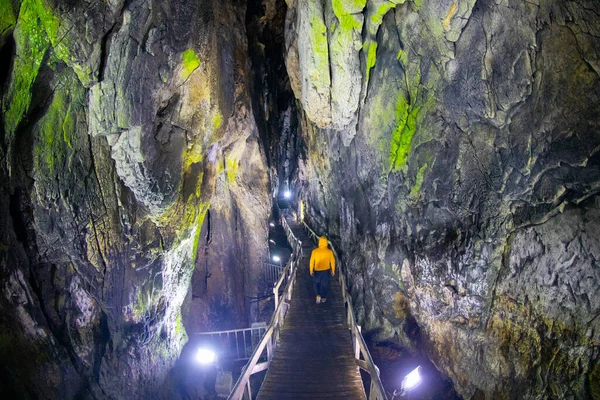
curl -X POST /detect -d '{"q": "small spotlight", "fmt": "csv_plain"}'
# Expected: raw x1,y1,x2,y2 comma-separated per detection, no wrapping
269,239,276,244
272,255,281,263
284,191,291,199
401,366,422,392
269,222,275,227
196,348,216,365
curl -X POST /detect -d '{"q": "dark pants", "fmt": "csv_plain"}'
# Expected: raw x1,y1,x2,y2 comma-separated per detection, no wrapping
313,270,330,298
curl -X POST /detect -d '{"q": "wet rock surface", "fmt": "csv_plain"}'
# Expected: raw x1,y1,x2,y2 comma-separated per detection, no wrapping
285,0,600,398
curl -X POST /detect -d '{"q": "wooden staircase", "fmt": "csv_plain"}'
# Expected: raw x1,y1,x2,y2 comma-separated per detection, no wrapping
256,218,366,399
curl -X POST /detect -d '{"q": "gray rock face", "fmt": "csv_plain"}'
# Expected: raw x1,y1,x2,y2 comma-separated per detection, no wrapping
296,0,333,127
286,0,600,398
0,0,270,398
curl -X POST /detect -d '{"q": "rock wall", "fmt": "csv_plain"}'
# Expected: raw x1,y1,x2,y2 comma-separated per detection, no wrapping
0,0,270,398
285,0,600,398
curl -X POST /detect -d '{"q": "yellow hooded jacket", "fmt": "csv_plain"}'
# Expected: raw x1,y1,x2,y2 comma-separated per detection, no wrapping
310,236,336,275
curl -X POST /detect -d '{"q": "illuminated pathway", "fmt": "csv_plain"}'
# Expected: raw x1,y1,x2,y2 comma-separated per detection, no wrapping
256,217,367,400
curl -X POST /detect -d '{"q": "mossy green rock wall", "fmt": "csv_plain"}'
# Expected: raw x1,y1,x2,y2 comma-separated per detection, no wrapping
286,0,600,398
0,0,270,398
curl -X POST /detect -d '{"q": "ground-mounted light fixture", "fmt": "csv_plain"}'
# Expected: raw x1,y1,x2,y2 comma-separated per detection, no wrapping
272,255,281,263
195,348,217,365
393,366,422,398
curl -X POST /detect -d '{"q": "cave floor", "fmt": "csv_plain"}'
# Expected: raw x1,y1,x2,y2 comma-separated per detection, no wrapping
256,216,367,399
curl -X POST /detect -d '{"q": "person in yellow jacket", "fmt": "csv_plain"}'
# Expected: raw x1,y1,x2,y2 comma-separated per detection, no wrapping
309,236,336,304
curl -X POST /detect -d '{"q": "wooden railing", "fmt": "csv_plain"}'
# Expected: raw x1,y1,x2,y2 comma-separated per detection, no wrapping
228,210,302,400
302,220,388,400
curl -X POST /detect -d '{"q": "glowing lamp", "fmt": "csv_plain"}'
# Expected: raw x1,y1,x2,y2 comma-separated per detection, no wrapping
196,348,216,365
284,191,291,199
401,366,422,392
269,239,276,244
269,222,275,227
272,255,281,263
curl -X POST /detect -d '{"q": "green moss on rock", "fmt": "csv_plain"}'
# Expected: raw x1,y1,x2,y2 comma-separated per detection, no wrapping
181,49,200,79
34,74,84,174
0,0,16,35
3,0,51,138
3,0,88,137
338,13,362,31
408,163,427,203
211,111,223,130
389,94,420,172
310,16,329,58
370,2,396,27
226,157,239,184
332,0,366,18
365,40,378,85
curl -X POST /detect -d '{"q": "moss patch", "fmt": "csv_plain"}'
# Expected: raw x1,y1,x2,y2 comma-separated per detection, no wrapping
3,0,88,136
226,157,239,184
175,313,186,336
332,0,367,18
337,13,362,31
211,111,223,130
33,72,83,175
389,94,420,172
181,49,200,80
388,50,436,172
310,16,328,56
0,0,16,35
370,2,396,27
408,163,427,203
364,40,378,86
308,14,330,91
3,0,51,138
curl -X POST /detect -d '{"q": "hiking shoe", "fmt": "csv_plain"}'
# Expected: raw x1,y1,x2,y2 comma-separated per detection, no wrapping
321,298,327,303
316,295,321,304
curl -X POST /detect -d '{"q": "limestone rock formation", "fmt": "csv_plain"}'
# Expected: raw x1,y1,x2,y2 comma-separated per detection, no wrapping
286,0,600,398
0,0,270,398
1,0,599,398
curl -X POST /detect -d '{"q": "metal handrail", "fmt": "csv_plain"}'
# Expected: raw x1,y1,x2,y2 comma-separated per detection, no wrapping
228,210,302,400
302,220,388,400
195,325,267,361
263,261,284,285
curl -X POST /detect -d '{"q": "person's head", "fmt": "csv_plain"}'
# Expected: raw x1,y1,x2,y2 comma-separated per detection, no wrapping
318,236,328,248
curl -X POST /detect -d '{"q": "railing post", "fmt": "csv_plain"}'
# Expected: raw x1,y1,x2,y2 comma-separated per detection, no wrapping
273,286,278,310
266,336,273,362
355,325,361,360
369,381,376,400
245,380,252,400
348,304,352,327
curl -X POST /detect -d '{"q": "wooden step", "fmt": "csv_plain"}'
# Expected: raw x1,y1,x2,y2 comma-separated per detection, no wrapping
256,218,366,400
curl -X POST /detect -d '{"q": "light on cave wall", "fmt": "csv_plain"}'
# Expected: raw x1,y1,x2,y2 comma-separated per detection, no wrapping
402,366,422,391
272,255,281,263
283,190,291,199
196,348,217,365
393,366,423,398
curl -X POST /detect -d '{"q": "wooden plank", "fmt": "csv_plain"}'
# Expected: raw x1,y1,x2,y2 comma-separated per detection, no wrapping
256,218,366,400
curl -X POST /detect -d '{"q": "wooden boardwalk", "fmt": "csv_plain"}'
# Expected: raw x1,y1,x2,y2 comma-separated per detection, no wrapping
256,217,367,400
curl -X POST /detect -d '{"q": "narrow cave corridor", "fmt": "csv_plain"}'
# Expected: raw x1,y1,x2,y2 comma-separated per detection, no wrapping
0,0,599,399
